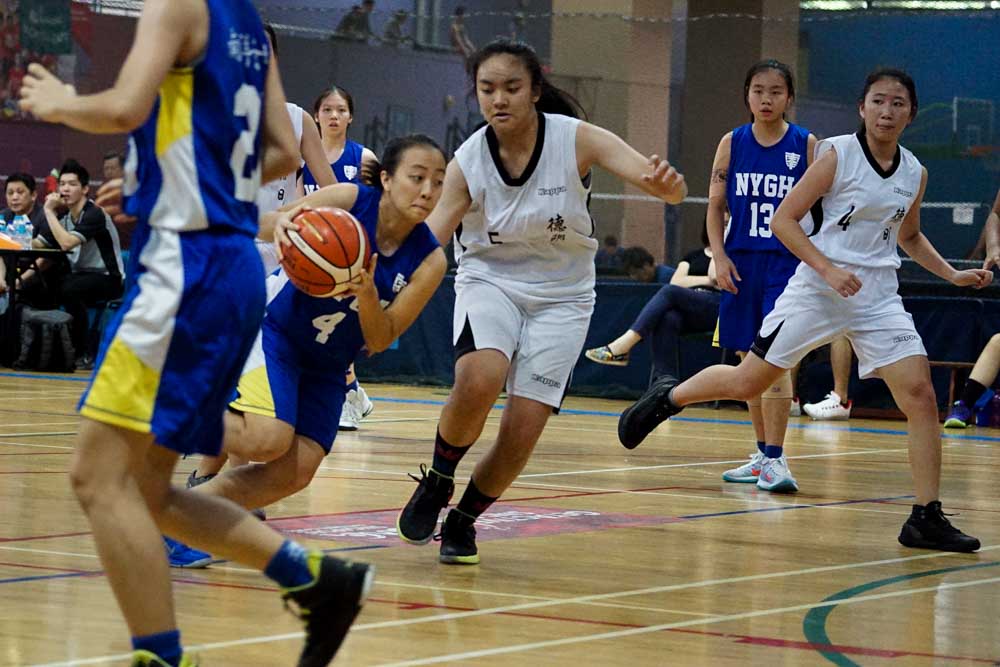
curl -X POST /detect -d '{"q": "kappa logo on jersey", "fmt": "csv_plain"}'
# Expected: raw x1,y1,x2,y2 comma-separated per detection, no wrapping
392,273,407,293
890,207,906,223
538,185,567,197
343,165,358,181
734,173,795,199
784,152,801,170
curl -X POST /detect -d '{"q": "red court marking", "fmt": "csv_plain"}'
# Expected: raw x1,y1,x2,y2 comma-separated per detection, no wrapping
0,530,92,543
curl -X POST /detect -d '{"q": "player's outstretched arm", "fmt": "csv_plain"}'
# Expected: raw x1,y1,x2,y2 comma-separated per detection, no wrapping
260,55,300,185
898,168,993,289
259,184,359,245
576,122,687,205
425,160,473,246
19,0,201,133
772,148,861,298
984,186,1000,271
347,248,448,353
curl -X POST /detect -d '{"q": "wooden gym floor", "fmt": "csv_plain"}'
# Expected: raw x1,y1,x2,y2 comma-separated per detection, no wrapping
1,370,998,666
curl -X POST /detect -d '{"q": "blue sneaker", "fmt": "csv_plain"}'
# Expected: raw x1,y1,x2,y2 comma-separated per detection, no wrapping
163,536,212,568
943,401,972,429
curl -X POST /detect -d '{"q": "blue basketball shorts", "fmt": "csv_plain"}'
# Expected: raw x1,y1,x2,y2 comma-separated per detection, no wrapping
229,321,347,454
718,249,799,352
79,227,265,456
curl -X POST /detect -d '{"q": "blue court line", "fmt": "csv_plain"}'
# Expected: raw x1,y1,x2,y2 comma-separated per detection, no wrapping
0,371,89,383
0,571,96,585
802,560,1000,666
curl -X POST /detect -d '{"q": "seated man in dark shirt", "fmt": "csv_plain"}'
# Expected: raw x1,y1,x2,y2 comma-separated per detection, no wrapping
1,172,45,294
19,159,123,368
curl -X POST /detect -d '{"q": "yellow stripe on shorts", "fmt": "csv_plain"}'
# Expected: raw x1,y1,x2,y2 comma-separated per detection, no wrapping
712,318,721,348
229,365,277,418
80,337,158,432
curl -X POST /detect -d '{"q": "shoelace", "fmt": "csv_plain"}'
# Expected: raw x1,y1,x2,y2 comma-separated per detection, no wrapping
926,507,962,533
407,463,431,485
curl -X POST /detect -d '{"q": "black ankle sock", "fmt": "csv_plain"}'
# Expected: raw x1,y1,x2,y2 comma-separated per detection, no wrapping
431,429,469,478
959,379,987,408
455,477,498,520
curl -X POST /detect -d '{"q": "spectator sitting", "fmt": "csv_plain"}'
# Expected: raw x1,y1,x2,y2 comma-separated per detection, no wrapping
622,245,674,283
382,9,411,46
18,159,124,370
450,6,475,61
101,150,135,250
586,224,718,378
335,0,375,41
595,234,624,270
1,172,45,295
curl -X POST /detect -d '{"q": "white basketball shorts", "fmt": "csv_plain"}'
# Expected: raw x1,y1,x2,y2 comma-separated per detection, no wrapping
751,263,926,379
453,277,594,408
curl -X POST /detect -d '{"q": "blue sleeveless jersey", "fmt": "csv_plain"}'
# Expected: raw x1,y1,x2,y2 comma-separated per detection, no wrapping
724,123,809,254
263,184,439,371
302,140,365,193
122,0,267,236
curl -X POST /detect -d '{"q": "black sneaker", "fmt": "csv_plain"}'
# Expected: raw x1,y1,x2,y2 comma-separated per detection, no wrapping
898,501,980,552
617,374,681,450
283,551,375,667
437,510,479,565
186,470,217,488
396,464,454,544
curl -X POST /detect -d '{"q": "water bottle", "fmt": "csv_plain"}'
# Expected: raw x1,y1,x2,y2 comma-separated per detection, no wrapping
0,217,7,236
12,214,28,248
23,217,33,247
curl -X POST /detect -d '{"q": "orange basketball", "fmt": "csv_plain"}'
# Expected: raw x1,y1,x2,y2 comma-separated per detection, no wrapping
280,207,371,297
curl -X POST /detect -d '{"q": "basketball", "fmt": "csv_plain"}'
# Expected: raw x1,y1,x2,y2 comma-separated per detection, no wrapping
280,207,371,297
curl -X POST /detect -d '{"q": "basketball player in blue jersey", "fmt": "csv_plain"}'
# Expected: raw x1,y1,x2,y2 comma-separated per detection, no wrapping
301,85,380,432
20,1,373,665
705,60,817,493
160,135,447,539
619,69,991,552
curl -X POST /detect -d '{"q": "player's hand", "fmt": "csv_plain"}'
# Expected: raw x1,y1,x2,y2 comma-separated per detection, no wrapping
272,206,314,261
822,265,862,297
95,178,137,226
713,253,741,294
19,63,76,122
951,268,993,289
642,155,686,204
343,253,379,302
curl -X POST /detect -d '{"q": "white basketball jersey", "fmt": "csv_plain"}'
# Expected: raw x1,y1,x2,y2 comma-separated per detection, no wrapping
453,112,598,300
808,132,922,269
256,102,305,214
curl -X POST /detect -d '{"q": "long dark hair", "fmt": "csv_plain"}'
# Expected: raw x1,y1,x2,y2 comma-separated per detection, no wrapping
743,59,795,121
858,67,918,121
367,134,445,191
468,38,586,120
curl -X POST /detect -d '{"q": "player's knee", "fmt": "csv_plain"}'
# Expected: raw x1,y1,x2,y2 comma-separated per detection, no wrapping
292,456,321,493
239,428,294,463
988,333,1000,351
897,379,937,416
452,373,501,407
731,373,768,401
68,462,99,511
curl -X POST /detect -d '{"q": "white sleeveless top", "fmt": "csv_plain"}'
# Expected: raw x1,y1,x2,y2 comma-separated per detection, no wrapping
808,132,923,269
256,102,306,214
453,112,598,301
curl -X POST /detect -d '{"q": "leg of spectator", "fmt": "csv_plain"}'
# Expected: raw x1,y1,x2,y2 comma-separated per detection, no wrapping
59,273,121,357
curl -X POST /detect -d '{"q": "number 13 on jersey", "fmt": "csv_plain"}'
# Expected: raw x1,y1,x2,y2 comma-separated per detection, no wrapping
749,202,773,238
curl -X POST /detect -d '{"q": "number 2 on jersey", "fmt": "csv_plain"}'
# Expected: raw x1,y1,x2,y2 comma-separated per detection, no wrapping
231,84,262,203
749,202,773,238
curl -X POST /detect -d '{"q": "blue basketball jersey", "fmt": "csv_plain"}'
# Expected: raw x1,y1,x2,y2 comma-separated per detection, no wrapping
302,140,365,193
725,123,810,254
122,0,268,236
263,184,439,371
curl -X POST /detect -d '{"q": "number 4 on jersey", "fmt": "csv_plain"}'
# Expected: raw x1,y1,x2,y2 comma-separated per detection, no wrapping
836,204,856,231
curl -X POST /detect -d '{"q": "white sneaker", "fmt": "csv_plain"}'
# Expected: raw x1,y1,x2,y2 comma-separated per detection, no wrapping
351,383,374,418
339,397,361,431
756,455,798,493
722,451,765,483
803,392,852,421
789,398,802,417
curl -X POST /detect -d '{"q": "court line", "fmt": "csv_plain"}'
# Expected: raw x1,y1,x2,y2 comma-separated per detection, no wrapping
802,560,1000,666
379,574,1000,666
30,556,1000,667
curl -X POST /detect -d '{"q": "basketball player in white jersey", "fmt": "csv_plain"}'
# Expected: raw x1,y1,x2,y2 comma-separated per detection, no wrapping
618,68,991,552
396,38,686,565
